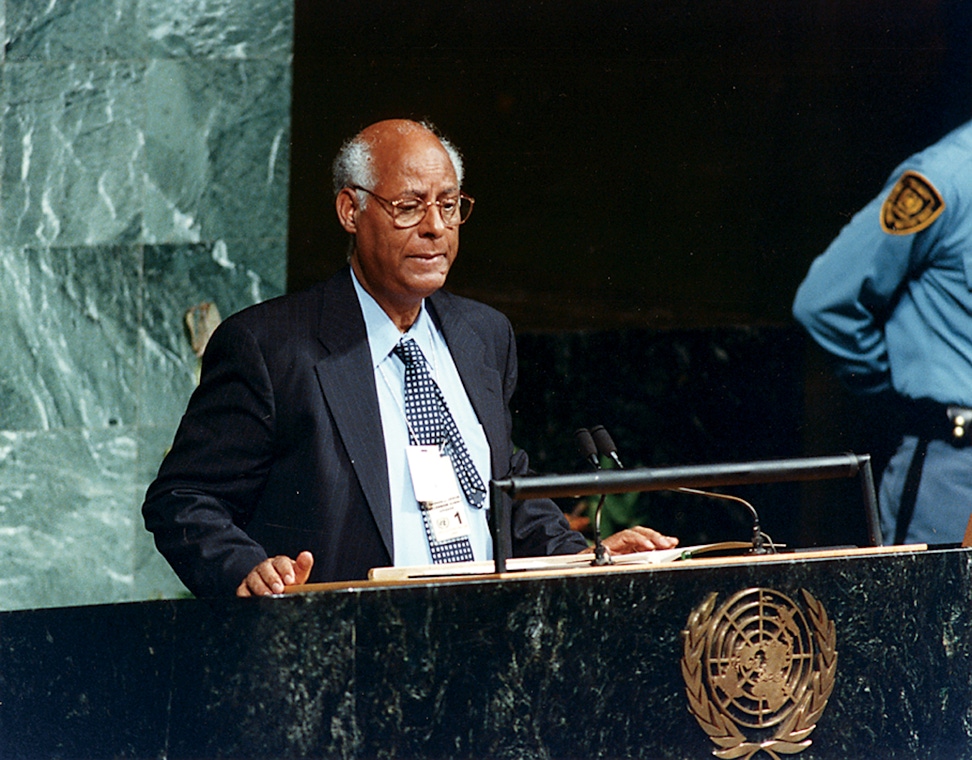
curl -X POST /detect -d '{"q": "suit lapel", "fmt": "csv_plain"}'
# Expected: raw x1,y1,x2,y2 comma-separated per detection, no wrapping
313,268,394,559
429,292,506,478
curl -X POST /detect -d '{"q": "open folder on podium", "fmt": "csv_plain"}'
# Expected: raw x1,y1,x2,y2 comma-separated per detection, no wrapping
368,541,756,581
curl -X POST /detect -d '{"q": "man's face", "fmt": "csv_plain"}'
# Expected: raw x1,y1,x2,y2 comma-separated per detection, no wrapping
345,125,460,320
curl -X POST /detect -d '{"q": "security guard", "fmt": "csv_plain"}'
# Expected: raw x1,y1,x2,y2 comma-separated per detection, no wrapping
793,119,972,545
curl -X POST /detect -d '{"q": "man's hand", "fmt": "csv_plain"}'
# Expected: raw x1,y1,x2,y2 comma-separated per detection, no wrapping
580,526,678,555
237,551,314,597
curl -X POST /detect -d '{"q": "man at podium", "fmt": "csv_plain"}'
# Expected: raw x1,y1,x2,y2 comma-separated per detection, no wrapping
142,119,677,598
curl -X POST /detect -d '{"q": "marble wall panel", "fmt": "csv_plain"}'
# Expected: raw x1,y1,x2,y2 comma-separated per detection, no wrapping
5,0,294,63
139,239,285,428
5,0,141,62
0,0,293,610
0,245,141,431
1,61,146,248
0,58,291,249
141,59,292,244
0,427,138,610
143,0,295,60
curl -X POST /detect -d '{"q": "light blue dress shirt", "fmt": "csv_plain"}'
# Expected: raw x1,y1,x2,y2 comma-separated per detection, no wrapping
351,270,493,565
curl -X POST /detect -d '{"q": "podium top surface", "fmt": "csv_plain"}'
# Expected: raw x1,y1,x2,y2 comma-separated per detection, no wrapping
285,542,928,595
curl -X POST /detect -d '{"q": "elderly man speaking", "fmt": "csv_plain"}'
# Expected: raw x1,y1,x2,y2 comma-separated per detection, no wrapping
143,119,677,597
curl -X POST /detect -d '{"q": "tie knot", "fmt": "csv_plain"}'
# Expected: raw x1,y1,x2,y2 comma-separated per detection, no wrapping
393,337,424,368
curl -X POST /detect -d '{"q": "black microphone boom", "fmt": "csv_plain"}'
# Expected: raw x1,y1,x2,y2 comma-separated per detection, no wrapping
490,452,879,572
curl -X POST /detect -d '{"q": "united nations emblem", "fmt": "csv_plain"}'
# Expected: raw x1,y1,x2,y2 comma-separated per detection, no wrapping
681,588,836,759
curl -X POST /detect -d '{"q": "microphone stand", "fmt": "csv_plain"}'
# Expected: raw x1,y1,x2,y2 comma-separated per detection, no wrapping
590,425,772,557
574,428,613,566
591,493,612,566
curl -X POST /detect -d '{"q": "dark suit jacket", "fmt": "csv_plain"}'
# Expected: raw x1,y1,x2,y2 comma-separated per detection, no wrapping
143,267,586,597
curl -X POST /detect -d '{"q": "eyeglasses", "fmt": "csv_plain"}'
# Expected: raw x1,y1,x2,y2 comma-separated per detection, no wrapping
349,185,475,228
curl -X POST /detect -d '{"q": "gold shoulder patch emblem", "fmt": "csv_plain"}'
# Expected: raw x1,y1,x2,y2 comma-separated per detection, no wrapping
880,170,945,235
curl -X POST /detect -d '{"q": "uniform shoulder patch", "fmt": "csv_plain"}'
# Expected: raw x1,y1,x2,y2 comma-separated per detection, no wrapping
880,170,945,235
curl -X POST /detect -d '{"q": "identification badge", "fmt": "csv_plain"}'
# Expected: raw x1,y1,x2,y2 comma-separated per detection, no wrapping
425,502,470,542
406,445,470,543
406,445,462,504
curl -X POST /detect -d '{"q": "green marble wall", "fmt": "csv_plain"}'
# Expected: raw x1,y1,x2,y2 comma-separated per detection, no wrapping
0,1,292,609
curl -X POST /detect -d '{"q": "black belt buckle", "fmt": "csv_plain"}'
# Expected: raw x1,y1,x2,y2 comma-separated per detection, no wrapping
946,406,972,445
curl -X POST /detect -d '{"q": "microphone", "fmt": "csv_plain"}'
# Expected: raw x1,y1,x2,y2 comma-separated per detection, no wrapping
573,428,611,566
573,428,600,471
590,425,624,469
589,425,773,556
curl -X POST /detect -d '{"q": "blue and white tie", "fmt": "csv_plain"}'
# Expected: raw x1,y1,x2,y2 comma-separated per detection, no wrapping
394,337,485,562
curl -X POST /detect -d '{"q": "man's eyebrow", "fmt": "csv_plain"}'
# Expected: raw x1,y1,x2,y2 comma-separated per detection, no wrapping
398,184,460,198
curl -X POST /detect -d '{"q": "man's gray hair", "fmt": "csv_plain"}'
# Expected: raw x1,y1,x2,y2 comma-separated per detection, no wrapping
331,121,464,207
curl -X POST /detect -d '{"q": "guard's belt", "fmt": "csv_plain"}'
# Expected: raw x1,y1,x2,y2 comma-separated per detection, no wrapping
896,397,972,446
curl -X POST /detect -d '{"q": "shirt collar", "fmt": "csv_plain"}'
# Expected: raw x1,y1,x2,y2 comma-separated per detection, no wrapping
350,268,435,367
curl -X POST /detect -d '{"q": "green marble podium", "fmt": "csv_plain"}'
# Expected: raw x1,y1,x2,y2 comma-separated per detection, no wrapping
2,545,970,759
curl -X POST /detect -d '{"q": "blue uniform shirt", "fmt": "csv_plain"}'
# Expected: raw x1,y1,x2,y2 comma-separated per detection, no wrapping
793,119,972,406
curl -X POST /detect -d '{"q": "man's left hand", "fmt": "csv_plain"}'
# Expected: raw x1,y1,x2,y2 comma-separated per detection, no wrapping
580,526,679,555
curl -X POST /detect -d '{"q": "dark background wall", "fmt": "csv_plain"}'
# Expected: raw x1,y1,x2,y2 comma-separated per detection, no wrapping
287,1,972,548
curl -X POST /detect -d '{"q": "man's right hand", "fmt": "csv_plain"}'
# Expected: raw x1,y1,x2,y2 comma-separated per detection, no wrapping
237,551,314,597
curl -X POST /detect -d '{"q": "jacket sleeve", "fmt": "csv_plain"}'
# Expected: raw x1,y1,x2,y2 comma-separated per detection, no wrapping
141,317,275,597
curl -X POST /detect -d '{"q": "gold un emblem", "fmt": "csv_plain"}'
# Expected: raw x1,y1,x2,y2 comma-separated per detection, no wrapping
681,588,837,759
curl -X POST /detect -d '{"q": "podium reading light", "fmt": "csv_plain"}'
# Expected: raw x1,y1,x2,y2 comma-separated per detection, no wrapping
489,453,878,574
589,425,775,558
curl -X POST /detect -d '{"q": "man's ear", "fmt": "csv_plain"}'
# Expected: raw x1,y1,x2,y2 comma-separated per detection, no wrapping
336,189,358,233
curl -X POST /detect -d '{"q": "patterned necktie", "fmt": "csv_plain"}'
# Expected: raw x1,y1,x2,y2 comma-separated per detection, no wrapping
393,337,485,563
